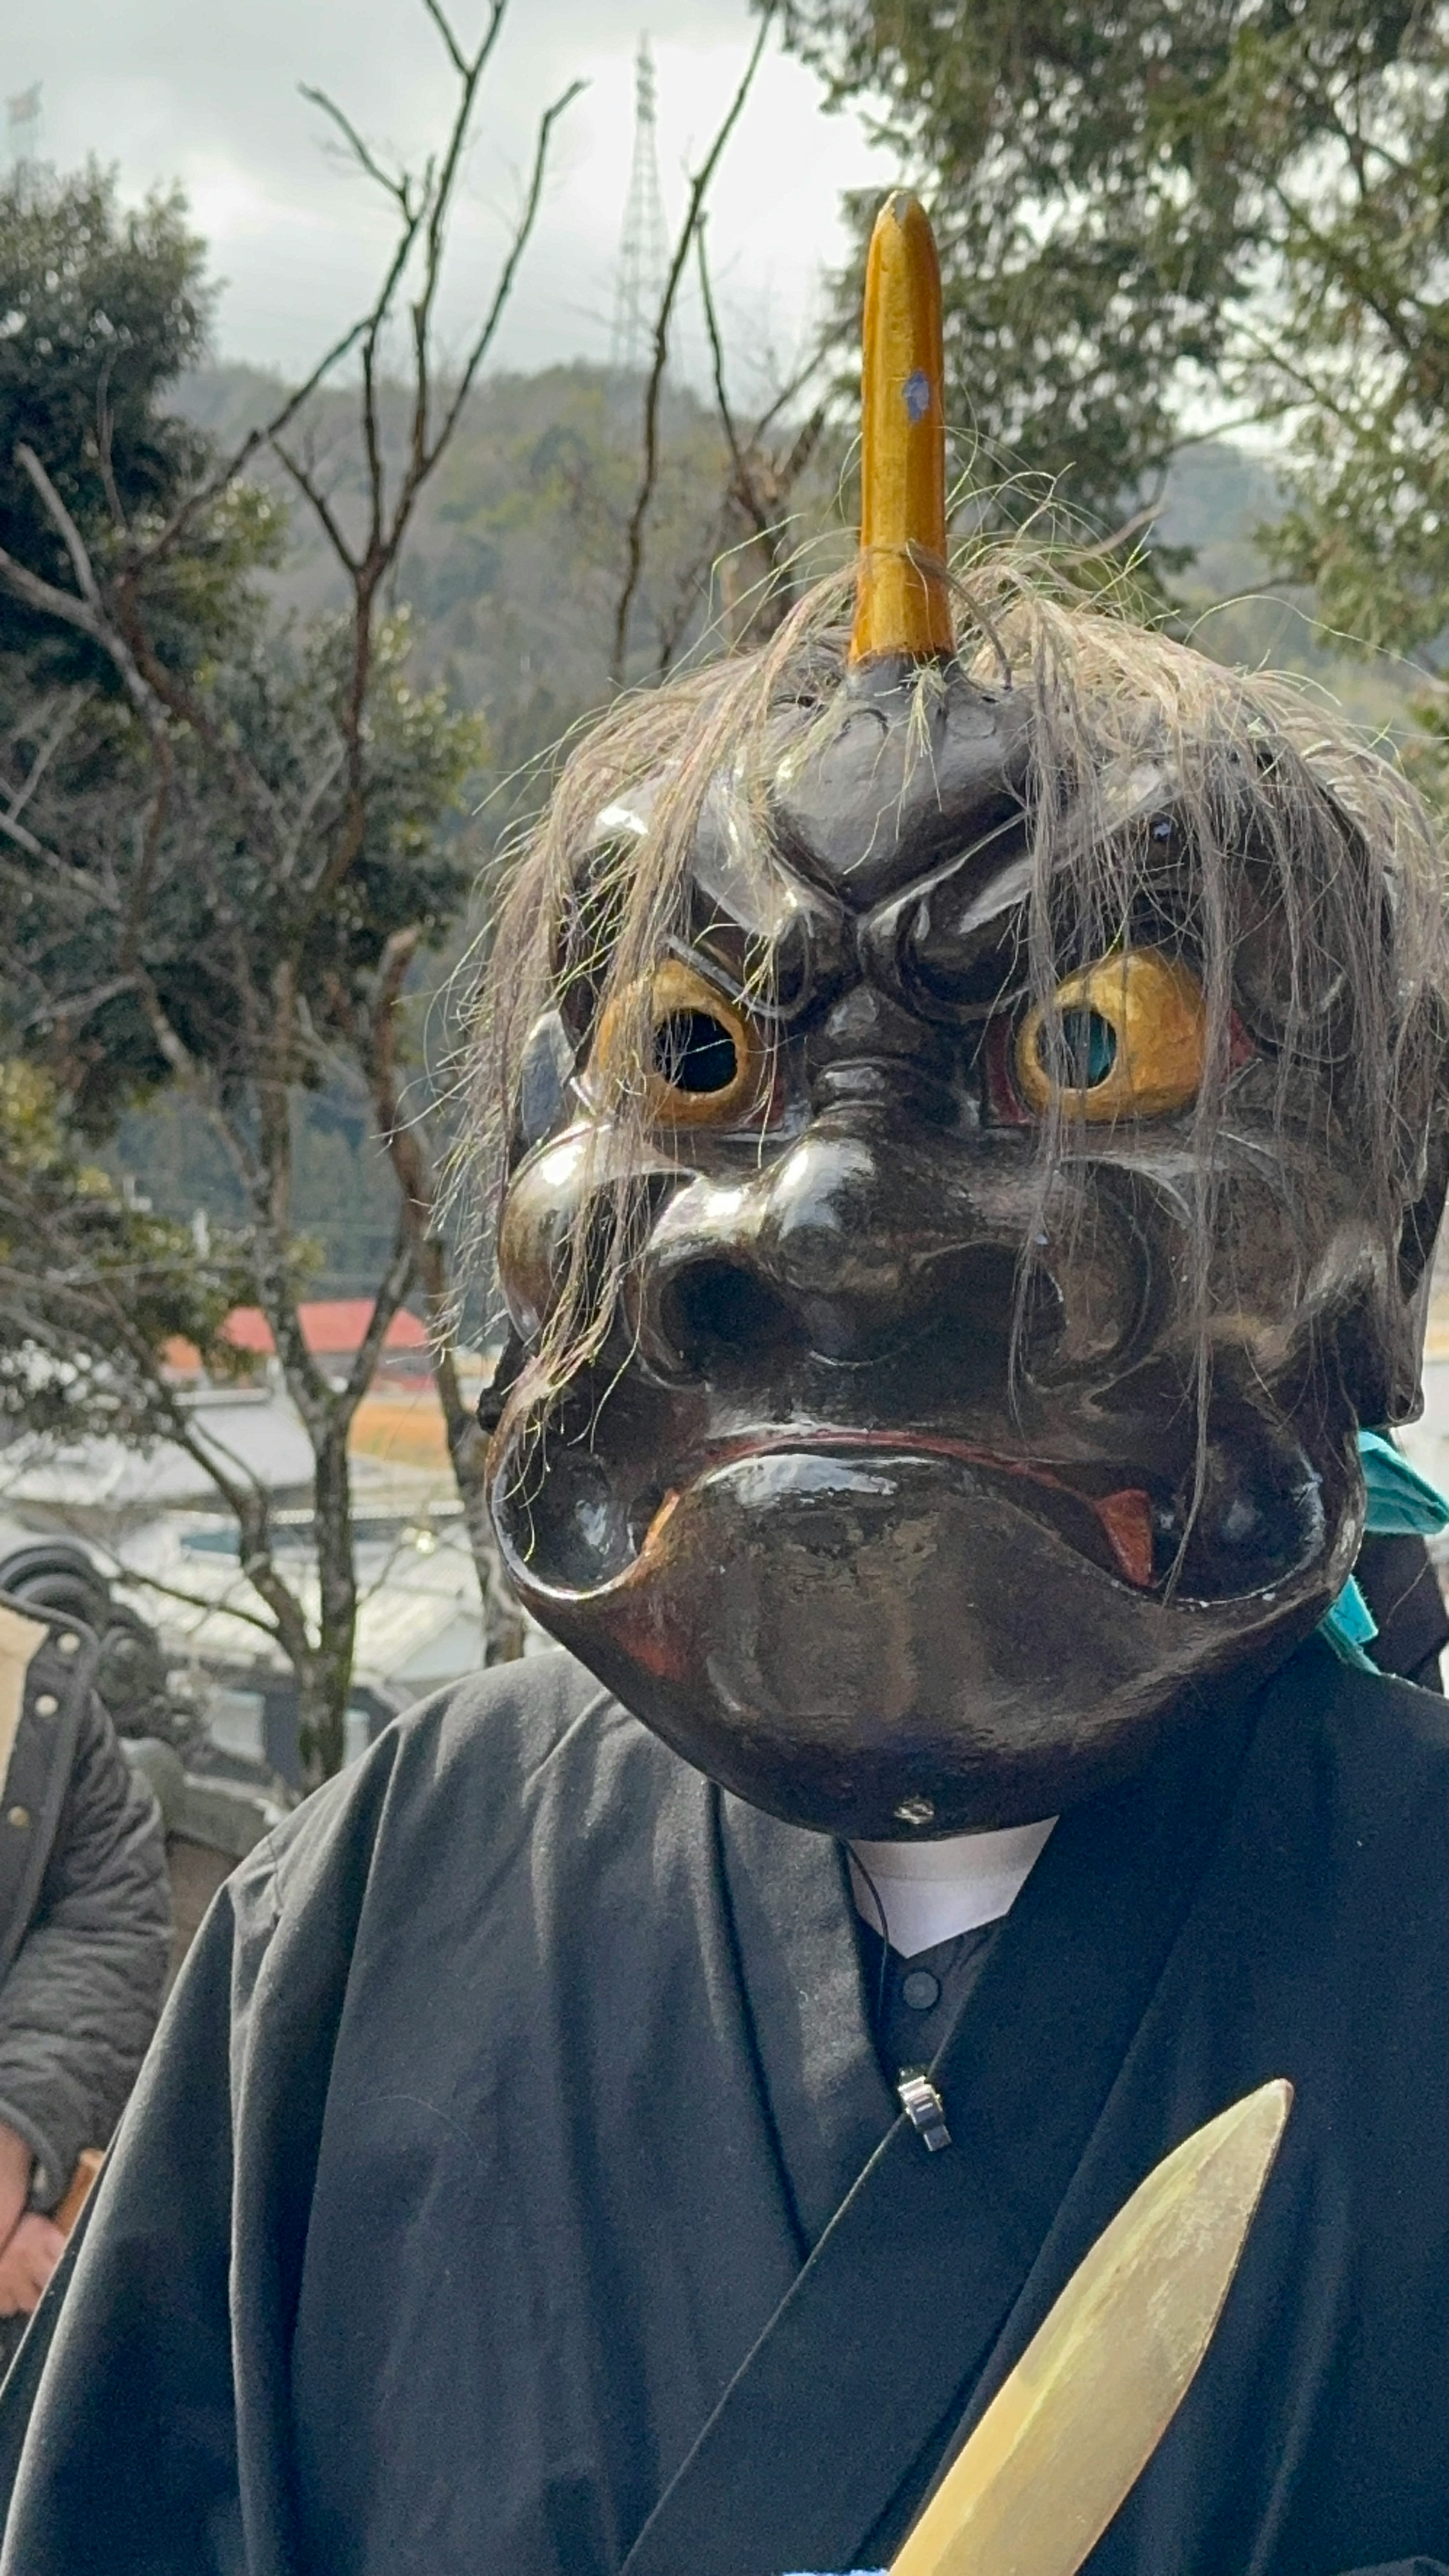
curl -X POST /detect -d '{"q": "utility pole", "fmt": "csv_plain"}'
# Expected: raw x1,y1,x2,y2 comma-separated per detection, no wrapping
610,37,668,378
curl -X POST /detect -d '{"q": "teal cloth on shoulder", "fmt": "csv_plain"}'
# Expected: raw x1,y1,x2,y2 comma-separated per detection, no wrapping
1317,1573,1381,1673
1316,1429,1449,1671
1356,1427,1449,1536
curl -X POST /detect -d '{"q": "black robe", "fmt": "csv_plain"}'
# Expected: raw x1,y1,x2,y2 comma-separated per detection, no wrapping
3,1637,1449,2576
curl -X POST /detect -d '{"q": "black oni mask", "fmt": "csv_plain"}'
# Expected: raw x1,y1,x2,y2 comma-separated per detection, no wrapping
481,202,1449,1838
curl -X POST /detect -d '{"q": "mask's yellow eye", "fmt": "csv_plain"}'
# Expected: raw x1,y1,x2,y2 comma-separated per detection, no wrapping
1015,949,1208,1123
594,958,765,1130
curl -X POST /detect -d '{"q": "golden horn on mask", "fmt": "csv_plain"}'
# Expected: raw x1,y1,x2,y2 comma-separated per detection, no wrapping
850,191,953,667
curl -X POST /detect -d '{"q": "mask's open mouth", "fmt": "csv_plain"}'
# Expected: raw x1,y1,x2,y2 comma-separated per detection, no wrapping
491,1407,1330,1609
697,1430,1160,1586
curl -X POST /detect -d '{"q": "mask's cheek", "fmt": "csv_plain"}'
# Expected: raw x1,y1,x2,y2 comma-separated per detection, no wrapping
1203,1189,1412,1433
496,1122,685,1342
488,1357,699,1595
1078,1154,1371,1589
1083,1144,1371,1383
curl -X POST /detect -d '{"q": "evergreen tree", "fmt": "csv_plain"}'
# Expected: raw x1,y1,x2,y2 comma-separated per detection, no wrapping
781,0,1449,638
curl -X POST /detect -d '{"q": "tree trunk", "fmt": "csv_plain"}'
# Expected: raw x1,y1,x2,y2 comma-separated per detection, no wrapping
448,1411,525,1664
301,1411,360,1782
365,965,526,1670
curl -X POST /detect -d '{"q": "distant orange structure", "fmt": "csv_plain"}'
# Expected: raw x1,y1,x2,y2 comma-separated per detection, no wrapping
346,1389,454,1472
158,1301,489,1476
225,1301,432,1384
164,1301,433,1391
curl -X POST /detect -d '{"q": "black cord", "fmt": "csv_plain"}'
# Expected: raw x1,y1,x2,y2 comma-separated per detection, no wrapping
848,1846,894,2039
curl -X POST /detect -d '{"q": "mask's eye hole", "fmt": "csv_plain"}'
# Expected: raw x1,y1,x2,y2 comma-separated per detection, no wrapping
1014,949,1208,1122
654,1009,738,1095
594,959,765,1130
1056,1007,1118,1090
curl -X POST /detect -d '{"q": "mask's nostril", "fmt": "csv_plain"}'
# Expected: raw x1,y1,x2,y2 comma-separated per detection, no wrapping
1015,1262,1068,1368
658,1260,798,1381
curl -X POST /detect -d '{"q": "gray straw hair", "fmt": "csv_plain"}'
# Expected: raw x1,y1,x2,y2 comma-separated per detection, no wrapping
459,542,1449,1439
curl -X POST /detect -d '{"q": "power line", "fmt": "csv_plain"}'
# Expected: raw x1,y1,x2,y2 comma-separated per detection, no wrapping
611,37,668,378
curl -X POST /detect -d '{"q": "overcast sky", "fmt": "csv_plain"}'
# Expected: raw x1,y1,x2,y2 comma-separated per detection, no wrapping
11,0,894,392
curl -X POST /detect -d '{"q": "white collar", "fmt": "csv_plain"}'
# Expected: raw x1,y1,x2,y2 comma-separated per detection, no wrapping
848,1818,1056,1959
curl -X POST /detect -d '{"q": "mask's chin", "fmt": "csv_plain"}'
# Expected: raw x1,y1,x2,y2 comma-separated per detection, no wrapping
490,1429,1360,1839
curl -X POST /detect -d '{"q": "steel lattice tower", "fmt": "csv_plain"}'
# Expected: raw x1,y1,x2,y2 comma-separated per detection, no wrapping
6,84,41,173
611,38,668,377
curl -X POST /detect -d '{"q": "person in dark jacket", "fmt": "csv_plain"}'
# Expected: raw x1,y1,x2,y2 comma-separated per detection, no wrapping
0,1593,169,2333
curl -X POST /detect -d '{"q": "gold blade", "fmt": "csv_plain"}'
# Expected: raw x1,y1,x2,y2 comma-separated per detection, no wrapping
890,2078,1292,2576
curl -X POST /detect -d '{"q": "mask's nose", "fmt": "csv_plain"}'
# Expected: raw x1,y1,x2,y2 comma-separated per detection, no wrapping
636,1132,1157,1392
755,1126,976,1359
636,1122,1028,1378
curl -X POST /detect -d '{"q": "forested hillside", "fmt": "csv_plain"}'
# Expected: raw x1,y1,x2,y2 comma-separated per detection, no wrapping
172,359,1426,743
169,359,848,805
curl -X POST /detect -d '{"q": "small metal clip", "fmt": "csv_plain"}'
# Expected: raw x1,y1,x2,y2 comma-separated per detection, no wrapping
897,2069,952,2152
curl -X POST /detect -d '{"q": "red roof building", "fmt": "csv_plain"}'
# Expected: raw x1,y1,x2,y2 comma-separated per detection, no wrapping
164,1303,433,1389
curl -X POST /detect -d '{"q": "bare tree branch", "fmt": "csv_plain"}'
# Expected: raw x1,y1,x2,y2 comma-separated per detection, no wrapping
2,0,553,1753
693,220,828,649
697,223,753,499
0,1249,306,1656
752,351,828,446
269,438,360,575
410,5,510,446
341,1217,417,1410
611,12,772,684
300,85,418,213
0,511,154,723
0,806,80,877
2,687,91,828
357,203,432,553
6,459,265,894
23,971,140,1025
418,0,481,80
697,228,827,520
120,746,175,980
142,312,371,577
15,444,104,611
101,1559,284,1642
278,737,348,881
424,78,587,473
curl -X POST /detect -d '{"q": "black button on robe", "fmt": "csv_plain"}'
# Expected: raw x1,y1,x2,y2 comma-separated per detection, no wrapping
3,1639,1449,2576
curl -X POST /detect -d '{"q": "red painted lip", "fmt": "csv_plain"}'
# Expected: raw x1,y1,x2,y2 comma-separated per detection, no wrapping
694,1427,1159,1589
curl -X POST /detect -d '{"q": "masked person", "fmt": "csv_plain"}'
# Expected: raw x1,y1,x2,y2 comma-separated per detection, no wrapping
9,196,1449,2576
